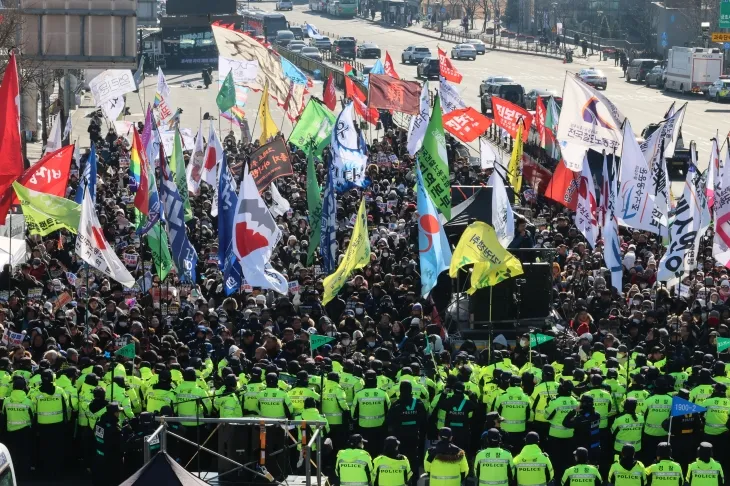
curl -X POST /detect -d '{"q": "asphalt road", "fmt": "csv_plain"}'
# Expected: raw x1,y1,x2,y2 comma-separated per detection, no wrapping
287,5,729,166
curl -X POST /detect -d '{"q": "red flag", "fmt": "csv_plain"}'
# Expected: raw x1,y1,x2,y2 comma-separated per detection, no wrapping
344,75,366,103
438,47,462,84
367,75,421,114
352,96,379,125
535,96,547,146
384,51,400,79
491,97,532,142
0,52,23,204
442,107,492,142
323,73,337,111
343,62,353,75
0,145,74,224
131,129,150,215
544,159,581,211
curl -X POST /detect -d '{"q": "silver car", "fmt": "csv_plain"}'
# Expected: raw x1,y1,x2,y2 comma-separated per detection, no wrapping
288,41,307,53
301,46,323,61
312,36,332,50
467,38,486,54
451,43,477,60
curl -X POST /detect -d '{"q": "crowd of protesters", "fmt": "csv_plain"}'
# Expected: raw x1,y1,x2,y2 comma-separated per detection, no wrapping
0,104,725,486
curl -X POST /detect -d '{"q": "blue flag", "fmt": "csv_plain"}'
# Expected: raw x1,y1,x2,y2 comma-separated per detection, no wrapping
159,172,198,283
281,58,309,85
75,144,97,204
217,159,238,269
370,59,385,75
320,161,337,274
670,396,707,417
416,165,452,297
222,252,243,295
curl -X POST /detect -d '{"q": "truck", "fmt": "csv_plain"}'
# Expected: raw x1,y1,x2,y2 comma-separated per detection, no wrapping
664,46,724,94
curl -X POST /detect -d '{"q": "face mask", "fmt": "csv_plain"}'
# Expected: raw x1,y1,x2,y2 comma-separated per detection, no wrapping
43,319,50,326
265,326,273,332
382,251,389,257
633,300,641,306
632,318,640,324
639,283,647,289
219,317,227,324
342,339,351,346
118,321,128,327
355,308,364,315
367,341,376,348
520,339,528,347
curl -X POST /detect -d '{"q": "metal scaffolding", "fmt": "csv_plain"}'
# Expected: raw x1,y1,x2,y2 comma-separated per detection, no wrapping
143,417,327,486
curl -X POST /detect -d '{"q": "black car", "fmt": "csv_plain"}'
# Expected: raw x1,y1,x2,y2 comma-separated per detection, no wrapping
357,42,381,59
480,82,525,114
332,38,356,59
417,58,440,80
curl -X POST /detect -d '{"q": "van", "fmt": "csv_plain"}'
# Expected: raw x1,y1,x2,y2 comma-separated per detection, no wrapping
626,59,658,82
275,30,295,47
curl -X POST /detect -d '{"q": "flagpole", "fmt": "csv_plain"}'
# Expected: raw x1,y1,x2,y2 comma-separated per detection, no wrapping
6,212,10,292
667,415,672,444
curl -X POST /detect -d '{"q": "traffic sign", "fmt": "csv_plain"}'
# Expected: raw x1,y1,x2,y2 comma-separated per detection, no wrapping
712,32,730,42
721,1,730,29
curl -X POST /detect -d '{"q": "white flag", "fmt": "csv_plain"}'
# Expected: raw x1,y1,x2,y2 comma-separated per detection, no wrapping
480,138,500,170
658,164,711,286
488,170,514,247
89,69,135,106
603,171,623,294
75,190,135,287
705,138,720,208
332,103,367,191
439,76,466,115
713,140,730,268
155,66,170,102
268,183,291,217
407,81,430,156
46,114,63,153
73,143,81,169
187,121,206,195
662,103,686,158
100,97,125,122
575,154,599,248
616,119,658,234
232,164,288,294
557,75,625,156
62,113,72,143
202,124,224,187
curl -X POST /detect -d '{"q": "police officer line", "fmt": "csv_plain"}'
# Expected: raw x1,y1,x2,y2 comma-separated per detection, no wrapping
144,416,328,486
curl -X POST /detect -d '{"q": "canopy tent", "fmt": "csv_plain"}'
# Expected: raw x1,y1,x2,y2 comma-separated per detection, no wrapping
0,236,26,268
120,452,208,486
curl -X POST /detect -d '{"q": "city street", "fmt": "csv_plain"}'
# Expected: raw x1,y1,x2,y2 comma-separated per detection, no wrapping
288,5,728,162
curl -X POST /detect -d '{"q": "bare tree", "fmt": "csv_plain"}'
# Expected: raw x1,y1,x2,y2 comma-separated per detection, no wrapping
460,0,480,30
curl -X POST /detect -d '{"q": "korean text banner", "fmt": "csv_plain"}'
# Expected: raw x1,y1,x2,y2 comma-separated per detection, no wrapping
367,75,421,115
491,97,532,142
442,107,492,142
88,70,136,106
248,138,294,193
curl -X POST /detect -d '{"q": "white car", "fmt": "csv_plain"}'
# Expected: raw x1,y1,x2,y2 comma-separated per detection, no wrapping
708,77,730,102
451,44,477,60
576,68,607,90
401,45,431,64
275,0,293,10
312,36,332,50
467,38,486,54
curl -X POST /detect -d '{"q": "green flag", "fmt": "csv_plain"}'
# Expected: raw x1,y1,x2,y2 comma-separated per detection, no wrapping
529,333,555,347
216,71,236,113
146,222,172,282
310,335,335,351
419,94,451,219
115,343,136,359
289,99,336,156
169,130,193,222
13,182,81,236
718,337,730,352
306,153,322,266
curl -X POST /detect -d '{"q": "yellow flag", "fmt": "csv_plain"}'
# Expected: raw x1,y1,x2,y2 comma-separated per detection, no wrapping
448,221,524,295
507,122,523,198
258,81,278,145
322,198,371,305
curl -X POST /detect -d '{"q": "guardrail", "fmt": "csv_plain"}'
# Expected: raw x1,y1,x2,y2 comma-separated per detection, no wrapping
436,26,565,58
274,44,365,91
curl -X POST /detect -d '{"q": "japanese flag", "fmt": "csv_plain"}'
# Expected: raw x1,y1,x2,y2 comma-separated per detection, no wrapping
75,190,135,287
202,124,224,187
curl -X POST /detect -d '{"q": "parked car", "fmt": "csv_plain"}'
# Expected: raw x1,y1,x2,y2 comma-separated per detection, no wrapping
708,77,730,102
275,30,296,47
451,44,477,60
644,65,665,88
479,75,514,96
626,58,659,82
275,0,293,10
480,82,525,114
524,88,559,110
402,45,431,64
576,68,607,90
312,36,332,50
467,38,487,54
357,42,381,59
416,58,440,79
288,41,308,53
289,26,304,40
332,38,356,58
301,46,323,61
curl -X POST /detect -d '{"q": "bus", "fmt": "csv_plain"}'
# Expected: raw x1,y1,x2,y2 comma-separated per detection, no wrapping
0,444,17,486
241,11,289,42
326,0,357,17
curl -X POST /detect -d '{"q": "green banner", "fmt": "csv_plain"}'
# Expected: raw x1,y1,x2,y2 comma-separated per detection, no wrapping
529,333,555,347
115,343,136,359
718,337,730,352
419,94,451,219
289,99,336,157
13,182,81,236
310,335,335,351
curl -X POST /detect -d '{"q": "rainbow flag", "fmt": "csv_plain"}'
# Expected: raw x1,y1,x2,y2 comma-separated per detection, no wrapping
220,83,248,127
131,129,149,215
